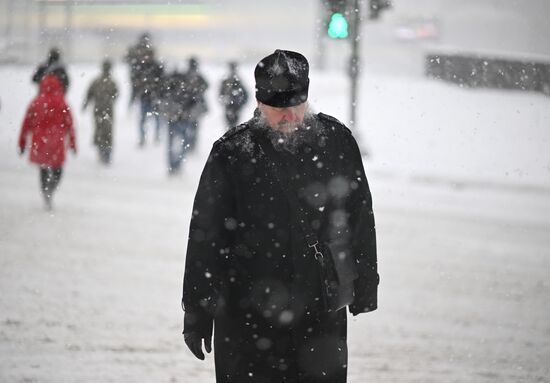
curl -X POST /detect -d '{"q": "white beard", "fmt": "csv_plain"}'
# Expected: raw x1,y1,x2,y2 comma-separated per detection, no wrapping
257,107,319,153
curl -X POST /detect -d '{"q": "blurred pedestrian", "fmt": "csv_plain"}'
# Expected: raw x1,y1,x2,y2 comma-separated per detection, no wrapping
125,32,154,103
161,68,195,175
181,49,378,382
83,59,119,165
133,56,164,147
125,33,163,146
32,47,70,93
182,57,208,152
219,61,248,130
19,74,76,210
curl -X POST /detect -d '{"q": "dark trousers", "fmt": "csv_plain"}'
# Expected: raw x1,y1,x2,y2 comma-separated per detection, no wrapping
167,120,192,174
139,98,161,145
94,111,113,165
213,308,348,383
97,145,112,165
40,166,63,204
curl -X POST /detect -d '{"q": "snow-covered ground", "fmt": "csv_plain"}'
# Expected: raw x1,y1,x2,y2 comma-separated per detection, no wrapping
1,63,549,382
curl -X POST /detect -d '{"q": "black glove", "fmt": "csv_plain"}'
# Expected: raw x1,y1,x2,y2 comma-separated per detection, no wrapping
183,309,213,360
184,331,212,360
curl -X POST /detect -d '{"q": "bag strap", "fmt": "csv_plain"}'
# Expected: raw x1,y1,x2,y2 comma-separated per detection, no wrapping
258,136,325,260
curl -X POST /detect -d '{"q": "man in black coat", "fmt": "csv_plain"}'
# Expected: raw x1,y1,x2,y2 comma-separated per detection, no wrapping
182,49,378,383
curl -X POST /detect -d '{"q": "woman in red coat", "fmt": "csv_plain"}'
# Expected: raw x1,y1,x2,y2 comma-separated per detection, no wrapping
19,74,77,210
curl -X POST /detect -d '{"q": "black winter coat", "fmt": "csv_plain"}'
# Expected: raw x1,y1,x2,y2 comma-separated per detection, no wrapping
182,112,378,383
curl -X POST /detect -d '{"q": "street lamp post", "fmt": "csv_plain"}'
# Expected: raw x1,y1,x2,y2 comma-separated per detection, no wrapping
349,0,360,132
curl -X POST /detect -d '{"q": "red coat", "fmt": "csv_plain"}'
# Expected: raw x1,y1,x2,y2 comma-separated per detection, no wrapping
19,74,76,168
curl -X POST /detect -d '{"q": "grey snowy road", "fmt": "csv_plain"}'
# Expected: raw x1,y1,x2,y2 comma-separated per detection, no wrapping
1,161,549,382
1,64,549,382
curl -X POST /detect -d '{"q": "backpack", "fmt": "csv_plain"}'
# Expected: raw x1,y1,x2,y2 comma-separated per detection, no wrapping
221,77,248,108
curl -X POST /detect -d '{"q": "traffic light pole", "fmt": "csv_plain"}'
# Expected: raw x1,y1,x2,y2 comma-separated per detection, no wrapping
349,0,367,155
349,0,359,130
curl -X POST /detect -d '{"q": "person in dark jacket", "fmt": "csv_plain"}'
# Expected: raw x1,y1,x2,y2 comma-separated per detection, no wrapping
32,47,70,93
19,74,77,211
219,61,248,130
182,57,208,153
133,56,164,147
161,68,195,175
181,49,378,383
125,33,163,146
83,59,119,165
125,32,155,104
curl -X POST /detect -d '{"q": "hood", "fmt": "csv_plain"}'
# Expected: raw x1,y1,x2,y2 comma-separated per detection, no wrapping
39,74,64,95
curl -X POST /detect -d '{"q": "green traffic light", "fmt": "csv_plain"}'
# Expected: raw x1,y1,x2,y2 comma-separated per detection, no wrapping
328,12,349,39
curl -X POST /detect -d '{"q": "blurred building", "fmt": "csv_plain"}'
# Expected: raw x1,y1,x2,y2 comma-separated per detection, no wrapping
361,0,550,76
0,0,549,76
0,0,318,65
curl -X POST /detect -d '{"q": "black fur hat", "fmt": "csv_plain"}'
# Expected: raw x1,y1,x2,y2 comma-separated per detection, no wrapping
254,49,309,107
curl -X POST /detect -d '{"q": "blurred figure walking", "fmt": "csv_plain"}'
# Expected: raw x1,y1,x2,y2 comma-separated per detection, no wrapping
182,57,208,152
125,33,163,146
83,59,119,165
133,56,164,147
32,47,70,93
19,75,77,211
125,33,154,104
161,68,195,175
219,61,248,130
